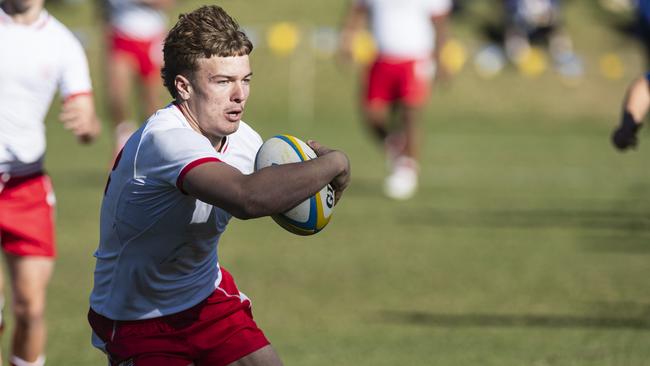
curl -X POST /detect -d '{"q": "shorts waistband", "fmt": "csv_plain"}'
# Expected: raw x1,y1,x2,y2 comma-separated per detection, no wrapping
1,171,45,188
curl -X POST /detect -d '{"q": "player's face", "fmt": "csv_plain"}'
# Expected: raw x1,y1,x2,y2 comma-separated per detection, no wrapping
188,55,251,142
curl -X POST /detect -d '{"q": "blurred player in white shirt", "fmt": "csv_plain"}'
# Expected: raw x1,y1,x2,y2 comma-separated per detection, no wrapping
100,0,173,159
0,0,101,364
88,5,350,366
339,0,452,200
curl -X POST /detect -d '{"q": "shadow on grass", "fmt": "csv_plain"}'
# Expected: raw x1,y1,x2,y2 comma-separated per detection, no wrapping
378,310,650,330
396,207,650,235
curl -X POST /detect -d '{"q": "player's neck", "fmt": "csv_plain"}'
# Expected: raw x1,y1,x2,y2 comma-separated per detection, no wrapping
175,101,223,150
2,3,43,25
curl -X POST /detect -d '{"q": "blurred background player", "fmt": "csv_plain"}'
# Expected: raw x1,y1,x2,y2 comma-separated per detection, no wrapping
611,72,648,150
632,0,650,68
339,0,452,200
100,0,173,159
88,5,350,365
503,0,583,79
0,0,101,364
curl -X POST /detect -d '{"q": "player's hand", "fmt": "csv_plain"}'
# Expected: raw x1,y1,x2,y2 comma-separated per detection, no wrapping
611,112,642,151
60,95,101,144
308,140,351,204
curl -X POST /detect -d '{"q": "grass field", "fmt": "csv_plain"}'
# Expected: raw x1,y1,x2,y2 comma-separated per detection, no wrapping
11,0,650,364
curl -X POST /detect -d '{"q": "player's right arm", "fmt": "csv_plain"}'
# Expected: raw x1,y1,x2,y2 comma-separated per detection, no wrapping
181,142,351,220
612,75,649,151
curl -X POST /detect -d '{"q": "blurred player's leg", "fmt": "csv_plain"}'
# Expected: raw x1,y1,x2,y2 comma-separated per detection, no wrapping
140,33,165,118
0,174,55,365
107,49,137,158
363,100,390,141
401,105,422,164
6,255,53,366
382,59,430,200
142,78,162,118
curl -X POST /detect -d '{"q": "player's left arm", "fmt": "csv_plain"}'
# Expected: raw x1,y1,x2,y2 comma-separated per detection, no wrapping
338,1,368,63
431,10,450,81
612,75,649,151
431,0,452,79
60,93,101,144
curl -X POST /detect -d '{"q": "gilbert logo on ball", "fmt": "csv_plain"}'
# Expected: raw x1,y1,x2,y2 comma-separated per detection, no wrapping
254,134,335,236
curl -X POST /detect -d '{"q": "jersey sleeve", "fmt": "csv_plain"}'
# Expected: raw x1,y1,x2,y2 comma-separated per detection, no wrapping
58,30,93,99
138,127,221,193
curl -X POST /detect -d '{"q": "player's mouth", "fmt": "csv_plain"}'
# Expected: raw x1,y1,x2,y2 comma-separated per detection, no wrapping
224,109,243,122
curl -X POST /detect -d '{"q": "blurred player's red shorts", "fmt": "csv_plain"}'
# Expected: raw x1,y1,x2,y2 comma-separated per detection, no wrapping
0,172,56,258
109,29,164,82
365,55,433,107
88,268,270,366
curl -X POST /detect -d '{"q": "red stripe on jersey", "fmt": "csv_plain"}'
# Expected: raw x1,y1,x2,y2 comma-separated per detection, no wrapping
62,91,93,104
217,136,228,153
176,157,221,194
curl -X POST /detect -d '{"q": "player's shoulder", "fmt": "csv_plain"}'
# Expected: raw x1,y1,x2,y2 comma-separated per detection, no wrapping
42,12,84,46
143,104,214,150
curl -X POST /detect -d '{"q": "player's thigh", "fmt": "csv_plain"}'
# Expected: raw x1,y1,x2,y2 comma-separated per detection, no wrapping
141,79,163,117
107,54,135,100
5,255,54,308
224,345,283,366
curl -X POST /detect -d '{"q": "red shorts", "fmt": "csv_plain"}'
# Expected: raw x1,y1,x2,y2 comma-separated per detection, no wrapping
109,29,164,82
88,268,270,366
0,173,56,257
365,56,433,107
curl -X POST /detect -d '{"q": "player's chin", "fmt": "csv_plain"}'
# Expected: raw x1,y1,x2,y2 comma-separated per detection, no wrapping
219,120,240,136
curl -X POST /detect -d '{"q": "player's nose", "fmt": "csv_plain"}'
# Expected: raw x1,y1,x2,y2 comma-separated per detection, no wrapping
230,82,247,103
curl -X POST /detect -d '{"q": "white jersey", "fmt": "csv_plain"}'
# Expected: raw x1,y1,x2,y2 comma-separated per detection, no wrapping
358,0,452,59
0,9,92,176
90,104,263,320
104,0,167,39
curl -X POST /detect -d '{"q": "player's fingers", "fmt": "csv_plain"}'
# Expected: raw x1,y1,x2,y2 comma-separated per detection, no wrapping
334,190,343,205
307,140,326,156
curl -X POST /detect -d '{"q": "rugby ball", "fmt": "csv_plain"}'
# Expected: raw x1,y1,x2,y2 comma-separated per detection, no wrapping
254,135,335,236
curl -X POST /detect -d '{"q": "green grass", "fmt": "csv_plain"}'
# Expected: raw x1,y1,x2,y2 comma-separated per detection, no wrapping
9,0,649,364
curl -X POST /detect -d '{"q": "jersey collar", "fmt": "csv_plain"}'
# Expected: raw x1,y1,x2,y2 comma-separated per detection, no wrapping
0,7,49,29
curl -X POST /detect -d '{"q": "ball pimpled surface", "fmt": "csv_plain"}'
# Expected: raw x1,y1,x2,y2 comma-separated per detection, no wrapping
254,135,335,235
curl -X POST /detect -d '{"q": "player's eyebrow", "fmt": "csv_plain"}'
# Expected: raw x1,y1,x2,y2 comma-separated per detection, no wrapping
209,72,253,80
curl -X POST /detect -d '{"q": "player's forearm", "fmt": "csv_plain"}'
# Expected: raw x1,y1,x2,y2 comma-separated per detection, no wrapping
431,14,449,62
339,4,367,49
237,152,346,219
60,94,101,144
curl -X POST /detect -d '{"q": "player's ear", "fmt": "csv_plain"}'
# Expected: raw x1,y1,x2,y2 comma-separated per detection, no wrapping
175,74,192,101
